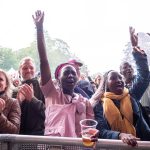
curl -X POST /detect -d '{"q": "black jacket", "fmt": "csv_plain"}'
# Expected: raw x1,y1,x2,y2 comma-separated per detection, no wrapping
14,78,45,135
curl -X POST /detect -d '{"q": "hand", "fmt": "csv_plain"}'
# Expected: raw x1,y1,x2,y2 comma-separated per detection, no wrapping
32,10,44,28
90,128,99,142
18,84,34,101
17,89,25,103
0,98,5,113
89,128,99,150
119,133,140,147
129,26,138,47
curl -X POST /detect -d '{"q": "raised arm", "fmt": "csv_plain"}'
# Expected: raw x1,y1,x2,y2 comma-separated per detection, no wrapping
129,26,149,100
32,10,51,85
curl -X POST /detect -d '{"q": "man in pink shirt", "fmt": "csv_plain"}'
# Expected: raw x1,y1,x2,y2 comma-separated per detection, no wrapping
32,10,94,137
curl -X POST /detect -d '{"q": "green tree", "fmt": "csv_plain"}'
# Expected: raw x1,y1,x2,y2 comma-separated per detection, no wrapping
0,31,89,76
0,47,17,71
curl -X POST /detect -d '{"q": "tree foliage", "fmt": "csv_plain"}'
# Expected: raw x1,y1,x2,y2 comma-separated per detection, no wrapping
0,47,18,71
122,42,135,65
0,31,88,78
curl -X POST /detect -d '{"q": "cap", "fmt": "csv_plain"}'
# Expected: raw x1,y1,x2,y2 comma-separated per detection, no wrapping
68,59,83,67
55,63,75,79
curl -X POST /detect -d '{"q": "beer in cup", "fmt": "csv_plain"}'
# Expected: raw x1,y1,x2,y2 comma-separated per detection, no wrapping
80,119,98,147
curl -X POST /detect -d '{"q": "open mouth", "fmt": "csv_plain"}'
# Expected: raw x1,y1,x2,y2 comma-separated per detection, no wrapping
126,71,132,76
66,79,76,85
115,84,124,89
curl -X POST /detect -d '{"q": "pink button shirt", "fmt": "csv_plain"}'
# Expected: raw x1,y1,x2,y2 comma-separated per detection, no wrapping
41,79,94,137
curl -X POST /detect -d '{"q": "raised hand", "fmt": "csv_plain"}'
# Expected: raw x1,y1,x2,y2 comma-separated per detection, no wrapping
129,26,145,54
0,98,5,113
129,26,138,47
32,10,44,28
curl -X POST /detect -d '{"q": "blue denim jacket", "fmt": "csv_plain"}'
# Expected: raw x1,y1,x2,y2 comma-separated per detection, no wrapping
94,51,150,140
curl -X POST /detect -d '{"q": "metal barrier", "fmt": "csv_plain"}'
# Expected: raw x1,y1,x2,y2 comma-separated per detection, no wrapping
0,134,150,150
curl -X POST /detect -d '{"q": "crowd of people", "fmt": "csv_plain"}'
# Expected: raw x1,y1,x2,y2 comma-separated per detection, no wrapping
1,10,150,148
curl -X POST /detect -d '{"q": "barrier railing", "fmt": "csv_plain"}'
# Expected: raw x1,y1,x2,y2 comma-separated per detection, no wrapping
0,134,150,150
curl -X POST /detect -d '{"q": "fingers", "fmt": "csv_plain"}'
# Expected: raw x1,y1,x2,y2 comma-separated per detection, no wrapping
121,134,140,147
123,138,138,147
129,26,133,34
91,137,98,142
33,10,44,23
129,26,138,47
17,90,25,103
21,84,32,93
89,129,99,142
30,83,33,90
32,15,35,20
18,84,34,101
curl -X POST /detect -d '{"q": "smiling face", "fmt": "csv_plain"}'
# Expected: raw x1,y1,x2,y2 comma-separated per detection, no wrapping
58,65,78,94
19,59,35,81
0,71,7,92
120,62,134,82
106,71,124,95
95,75,101,85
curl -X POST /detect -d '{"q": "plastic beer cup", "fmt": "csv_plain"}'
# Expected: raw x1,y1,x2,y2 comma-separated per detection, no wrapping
80,119,98,148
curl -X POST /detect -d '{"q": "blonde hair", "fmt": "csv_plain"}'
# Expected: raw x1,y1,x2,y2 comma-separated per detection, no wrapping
18,57,36,78
0,69,12,98
19,57,35,69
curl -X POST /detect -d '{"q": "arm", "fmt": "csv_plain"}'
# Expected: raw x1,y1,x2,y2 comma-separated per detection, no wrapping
94,101,120,139
0,99,21,134
131,51,149,100
129,27,149,100
32,10,51,85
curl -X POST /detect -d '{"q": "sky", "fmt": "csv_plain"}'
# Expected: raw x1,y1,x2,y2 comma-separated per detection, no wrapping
1,0,150,75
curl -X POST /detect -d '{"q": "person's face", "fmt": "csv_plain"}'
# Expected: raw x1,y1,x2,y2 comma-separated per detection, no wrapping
19,60,35,81
107,71,124,95
0,72,7,92
59,65,78,91
120,62,134,80
96,75,101,85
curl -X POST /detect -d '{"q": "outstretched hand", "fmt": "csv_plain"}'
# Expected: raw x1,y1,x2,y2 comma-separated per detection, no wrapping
129,26,138,47
129,26,145,55
32,10,44,28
